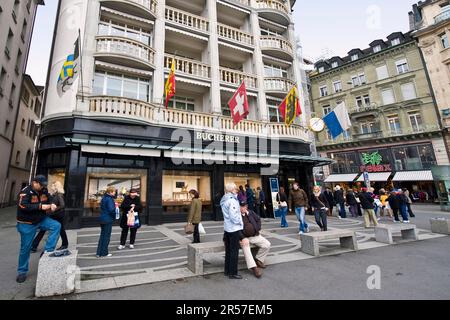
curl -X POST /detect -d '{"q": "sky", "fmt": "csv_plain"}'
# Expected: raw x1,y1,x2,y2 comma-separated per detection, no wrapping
26,0,416,86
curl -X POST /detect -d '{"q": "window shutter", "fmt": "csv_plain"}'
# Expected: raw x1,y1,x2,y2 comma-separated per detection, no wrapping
381,89,395,105
376,65,388,80
401,83,416,101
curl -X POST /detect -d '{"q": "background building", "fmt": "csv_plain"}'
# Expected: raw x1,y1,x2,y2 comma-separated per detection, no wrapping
38,0,328,228
310,31,449,199
7,74,43,206
0,0,44,207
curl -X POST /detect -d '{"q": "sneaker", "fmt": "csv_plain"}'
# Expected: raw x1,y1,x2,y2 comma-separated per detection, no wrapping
16,274,27,283
393,220,400,223
377,218,381,221
117,245,125,250
338,216,342,220
298,231,304,235
106,253,113,257
306,227,310,233
129,244,134,249
57,245,68,251
403,220,410,224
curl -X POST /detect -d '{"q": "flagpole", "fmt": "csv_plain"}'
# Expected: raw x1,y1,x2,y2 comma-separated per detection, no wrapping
78,29,85,103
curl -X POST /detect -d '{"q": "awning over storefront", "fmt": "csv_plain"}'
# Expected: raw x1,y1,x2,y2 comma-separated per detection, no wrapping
81,145,161,157
324,174,359,183
392,171,434,182
357,172,392,182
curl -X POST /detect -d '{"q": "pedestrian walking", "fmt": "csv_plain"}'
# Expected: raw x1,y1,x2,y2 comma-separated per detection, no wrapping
96,186,117,258
324,187,335,217
276,186,289,228
255,187,267,218
359,187,378,228
221,183,244,280
334,185,346,218
398,189,411,223
310,186,329,231
246,184,256,211
187,189,202,244
288,182,309,234
379,189,393,221
117,189,142,250
346,188,359,218
403,189,416,218
15,175,60,283
31,181,68,252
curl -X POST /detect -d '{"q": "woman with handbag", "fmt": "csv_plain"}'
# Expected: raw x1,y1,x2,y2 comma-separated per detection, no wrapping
276,187,289,228
310,186,329,231
117,189,142,250
187,189,202,243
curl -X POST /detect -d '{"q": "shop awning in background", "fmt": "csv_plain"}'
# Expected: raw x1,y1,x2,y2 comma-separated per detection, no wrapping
357,172,392,182
392,171,434,182
324,174,358,183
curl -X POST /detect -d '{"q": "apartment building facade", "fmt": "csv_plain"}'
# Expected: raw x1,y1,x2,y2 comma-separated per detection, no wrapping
0,0,44,207
38,0,328,228
310,31,449,198
7,74,43,206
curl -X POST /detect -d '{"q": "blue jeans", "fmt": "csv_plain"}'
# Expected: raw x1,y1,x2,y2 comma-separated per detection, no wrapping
400,205,409,221
96,223,113,257
17,217,61,275
337,203,347,218
295,207,308,232
280,207,288,227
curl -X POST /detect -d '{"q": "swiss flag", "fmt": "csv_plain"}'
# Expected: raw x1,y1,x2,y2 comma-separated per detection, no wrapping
228,81,249,126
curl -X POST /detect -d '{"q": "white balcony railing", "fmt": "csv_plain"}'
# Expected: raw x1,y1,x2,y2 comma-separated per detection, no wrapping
228,0,250,6
88,96,310,141
217,23,254,46
96,36,155,66
434,10,450,24
164,55,211,79
219,67,258,89
121,0,157,15
165,6,209,32
260,36,294,56
264,77,295,92
255,0,290,16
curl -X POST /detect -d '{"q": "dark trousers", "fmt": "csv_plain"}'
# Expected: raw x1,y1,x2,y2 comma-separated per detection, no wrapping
96,223,113,257
314,209,328,231
120,226,138,246
256,203,266,218
32,215,68,249
392,208,400,221
192,223,200,243
223,231,241,276
357,204,363,216
406,203,415,217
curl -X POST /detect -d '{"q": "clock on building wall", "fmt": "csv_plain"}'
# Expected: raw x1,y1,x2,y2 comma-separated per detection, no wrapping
309,118,326,133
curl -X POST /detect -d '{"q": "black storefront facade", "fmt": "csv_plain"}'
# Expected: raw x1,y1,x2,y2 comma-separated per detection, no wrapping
37,117,329,229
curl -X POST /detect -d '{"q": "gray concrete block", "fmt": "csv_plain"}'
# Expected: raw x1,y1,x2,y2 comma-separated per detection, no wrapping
35,250,79,297
430,218,450,235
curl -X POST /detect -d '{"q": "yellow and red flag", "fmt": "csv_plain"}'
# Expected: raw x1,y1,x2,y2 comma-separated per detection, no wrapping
164,58,176,108
279,85,302,127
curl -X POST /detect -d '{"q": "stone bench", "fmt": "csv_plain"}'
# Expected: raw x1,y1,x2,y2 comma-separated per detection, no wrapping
187,241,256,275
300,229,358,257
375,224,418,244
430,218,450,235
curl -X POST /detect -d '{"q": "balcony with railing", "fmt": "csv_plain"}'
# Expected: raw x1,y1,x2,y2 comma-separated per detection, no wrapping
260,36,294,60
165,6,209,33
264,77,295,94
227,0,250,6
217,23,254,47
95,36,156,69
434,10,450,24
87,96,310,142
255,0,290,25
164,55,211,79
219,67,257,89
100,0,157,20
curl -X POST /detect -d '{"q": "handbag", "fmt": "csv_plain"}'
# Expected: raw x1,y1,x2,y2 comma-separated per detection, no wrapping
198,223,206,235
185,223,194,234
127,209,135,227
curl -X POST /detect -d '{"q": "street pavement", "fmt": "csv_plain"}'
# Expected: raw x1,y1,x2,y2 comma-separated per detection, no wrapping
1,204,449,300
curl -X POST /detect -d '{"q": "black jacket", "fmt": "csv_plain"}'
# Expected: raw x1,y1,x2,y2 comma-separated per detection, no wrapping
50,192,65,220
334,189,345,204
346,191,358,205
310,193,330,210
359,192,374,209
242,210,262,238
120,195,143,228
387,194,400,209
17,185,52,225
324,190,335,206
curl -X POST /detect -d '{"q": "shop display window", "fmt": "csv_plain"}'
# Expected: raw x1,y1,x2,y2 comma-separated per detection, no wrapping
47,168,66,190
162,170,212,213
224,172,262,192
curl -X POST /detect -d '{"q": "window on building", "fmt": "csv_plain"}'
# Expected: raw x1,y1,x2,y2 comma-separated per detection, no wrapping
162,170,212,213
224,172,261,198
331,62,338,68
98,19,153,46
388,116,401,134
25,150,32,169
22,89,30,105
5,29,14,59
392,144,435,171
260,27,281,37
319,85,328,97
15,151,20,165
356,95,370,109
93,71,151,102
12,0,19,22
396,59,409,74
167,96,195,111
376,65,389,80
329,152,360,174
351,54,359,61
21,20,27,41
16,50,22,74
264,64,288,78
34,100,41,116
21,118,25,131
440,33,449,49
322,105,332,116
391,38,401,46
318,66,324,73
333,81,342,93
360,121,376,134
401,82,417,101
409,112,423,132
373,45,382,53
0,68,6,95
351,73,366,87
268,99,282,122
381,88,396,105
84,167,147,218
9,83,16,107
